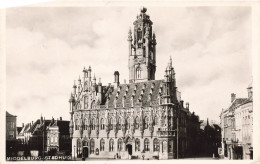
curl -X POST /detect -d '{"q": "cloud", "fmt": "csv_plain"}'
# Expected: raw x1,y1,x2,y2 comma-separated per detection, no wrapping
6,6,251,125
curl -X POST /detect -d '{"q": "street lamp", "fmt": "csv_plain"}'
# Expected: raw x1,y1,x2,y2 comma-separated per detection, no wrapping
74,145,76,161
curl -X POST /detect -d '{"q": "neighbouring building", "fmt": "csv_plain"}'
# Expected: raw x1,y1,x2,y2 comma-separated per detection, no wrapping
69,7,201,160
199,119,221,157
17,116,71,156
6,111,17,157
220,83,253,159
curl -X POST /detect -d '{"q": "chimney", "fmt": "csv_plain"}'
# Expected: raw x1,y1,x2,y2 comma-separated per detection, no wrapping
22,123,24,127
32,121,34,125
180,100,184,107
60,117,62,121
114,71,120,87
231,93,236,103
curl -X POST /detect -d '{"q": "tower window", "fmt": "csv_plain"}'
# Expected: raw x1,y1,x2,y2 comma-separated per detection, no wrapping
136,68,142,79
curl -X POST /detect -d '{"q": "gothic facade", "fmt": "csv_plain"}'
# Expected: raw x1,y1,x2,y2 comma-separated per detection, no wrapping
69,7,198,160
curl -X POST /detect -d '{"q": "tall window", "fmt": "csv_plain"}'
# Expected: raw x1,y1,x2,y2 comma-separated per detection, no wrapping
100,139,105,151
77,139,82,157
118,138,123,151
154,116,159,126
90,118,95,130
136,68,142,79
84,120,87,130
109,118,113,130
84,96,88,109
144,138,150,151
135,138,140,151
144,117,149,129
90,139,95,154
162,141,167,153
127,117,131,130
75,119,79,130
118,118,122,130
153,138,160,152
10,122,15,129
100,118,105,130
109,139,114,152
135,117,139,129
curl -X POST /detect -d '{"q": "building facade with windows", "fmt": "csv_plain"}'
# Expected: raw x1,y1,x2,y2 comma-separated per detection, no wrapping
220,83,253,159
16,116,71,156
6,111,17,157
69,7,200,160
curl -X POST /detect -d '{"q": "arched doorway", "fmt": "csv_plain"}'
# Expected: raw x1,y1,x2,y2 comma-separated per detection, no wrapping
125,137,133,155
82,147,88,158
82,140,89,158
126,144,132,155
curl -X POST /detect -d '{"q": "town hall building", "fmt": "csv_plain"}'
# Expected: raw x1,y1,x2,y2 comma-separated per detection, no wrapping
69,7,200,160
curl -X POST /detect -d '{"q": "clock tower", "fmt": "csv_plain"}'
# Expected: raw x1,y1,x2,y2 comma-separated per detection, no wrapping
128,7,157,83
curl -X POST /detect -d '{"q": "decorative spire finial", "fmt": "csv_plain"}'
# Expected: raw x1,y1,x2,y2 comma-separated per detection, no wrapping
169,56,172,67
140,7,147,13
73,80,77,88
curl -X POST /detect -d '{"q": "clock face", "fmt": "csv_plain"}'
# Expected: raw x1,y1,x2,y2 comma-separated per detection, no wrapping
136,49,143,56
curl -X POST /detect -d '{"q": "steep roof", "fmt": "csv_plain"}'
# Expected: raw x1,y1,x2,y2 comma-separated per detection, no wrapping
17,127,23,134
19,123,31,135
6,111,16,117
103,80,164,108
23,119,70,136
228,98,248,112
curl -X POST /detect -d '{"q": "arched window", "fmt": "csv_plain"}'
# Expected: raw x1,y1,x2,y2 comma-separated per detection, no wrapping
135,116,139,129
77,139,82,157
153,138,160,152
109,139,114,152
135,138,140,151
100,118,105,130
136,67,142,79
162,140,167,152
144,138,150,151
90,139,95,154
90,118,95,130
100,138,105,151
91,101,96,109
118,138,123,151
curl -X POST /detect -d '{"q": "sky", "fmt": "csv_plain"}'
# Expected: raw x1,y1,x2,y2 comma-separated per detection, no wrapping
6,6,252,126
